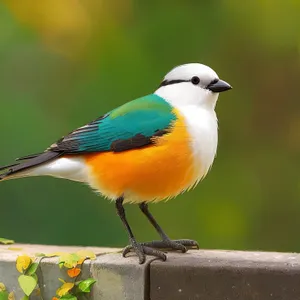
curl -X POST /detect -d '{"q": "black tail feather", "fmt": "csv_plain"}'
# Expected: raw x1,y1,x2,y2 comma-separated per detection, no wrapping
16,153,44,161
0,151,63,180
0,162,19,172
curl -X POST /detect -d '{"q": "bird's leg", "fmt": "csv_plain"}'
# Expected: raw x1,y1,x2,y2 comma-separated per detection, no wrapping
115,197,167,264
123,202,199,256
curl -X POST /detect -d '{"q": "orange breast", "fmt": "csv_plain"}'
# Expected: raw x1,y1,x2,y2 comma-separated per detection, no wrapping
84,110,200,203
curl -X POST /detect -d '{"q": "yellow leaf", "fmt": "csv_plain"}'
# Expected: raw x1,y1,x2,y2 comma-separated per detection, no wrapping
0,282,6,291
58,278,66,284
77,258,85,265
56,282,74,297
67,267,81,278
45,252,66,258
59,253,80,268
76,250,96,260
8,292,15,300
16,255,32,273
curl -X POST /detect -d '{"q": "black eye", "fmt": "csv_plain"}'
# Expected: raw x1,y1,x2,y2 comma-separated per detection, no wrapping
191,76,200,85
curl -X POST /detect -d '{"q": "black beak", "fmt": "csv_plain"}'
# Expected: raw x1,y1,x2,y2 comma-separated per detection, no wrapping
207,79,232,93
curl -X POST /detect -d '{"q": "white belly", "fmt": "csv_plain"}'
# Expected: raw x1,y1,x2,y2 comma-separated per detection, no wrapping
29,157,89,182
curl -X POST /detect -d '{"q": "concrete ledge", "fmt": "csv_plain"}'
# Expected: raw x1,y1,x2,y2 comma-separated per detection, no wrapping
1,245,300,299
150,250,300,300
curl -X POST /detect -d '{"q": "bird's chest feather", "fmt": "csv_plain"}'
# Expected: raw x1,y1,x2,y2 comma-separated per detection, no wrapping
85,107,217,202
178,105,218,180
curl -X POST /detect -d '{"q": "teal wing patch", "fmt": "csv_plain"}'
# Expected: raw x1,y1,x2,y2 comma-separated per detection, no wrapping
50,94,176,153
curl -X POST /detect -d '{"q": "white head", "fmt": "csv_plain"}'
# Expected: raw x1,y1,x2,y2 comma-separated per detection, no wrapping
155,63,231,110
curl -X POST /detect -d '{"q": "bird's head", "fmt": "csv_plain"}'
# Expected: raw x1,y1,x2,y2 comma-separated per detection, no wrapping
155,63,232,110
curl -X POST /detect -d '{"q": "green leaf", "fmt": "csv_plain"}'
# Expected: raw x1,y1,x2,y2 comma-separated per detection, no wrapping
60,294,77,300
0,291,9,300
78,278,96,293
58,262,64,269
21,296,29,300
18,275,37,296
31,273,38,283
0,238,14,245
26,263,39,275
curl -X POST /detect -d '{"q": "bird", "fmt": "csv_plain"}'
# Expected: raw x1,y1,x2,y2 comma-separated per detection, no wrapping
0,63,231,264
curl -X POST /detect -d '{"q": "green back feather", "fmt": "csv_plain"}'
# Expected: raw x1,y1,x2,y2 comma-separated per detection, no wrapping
51,94,177,153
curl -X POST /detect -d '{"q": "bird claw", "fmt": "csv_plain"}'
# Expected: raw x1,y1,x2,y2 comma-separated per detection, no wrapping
123,242,167,264
140,239,199,252
123,239,199,263
172,239,200,250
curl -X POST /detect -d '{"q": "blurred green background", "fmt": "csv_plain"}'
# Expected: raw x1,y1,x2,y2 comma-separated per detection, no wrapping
0,0,299,253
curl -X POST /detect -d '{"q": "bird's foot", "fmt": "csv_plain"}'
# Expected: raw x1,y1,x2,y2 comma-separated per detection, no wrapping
123,239,199,262
141,239,199,252
123,239,167,264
